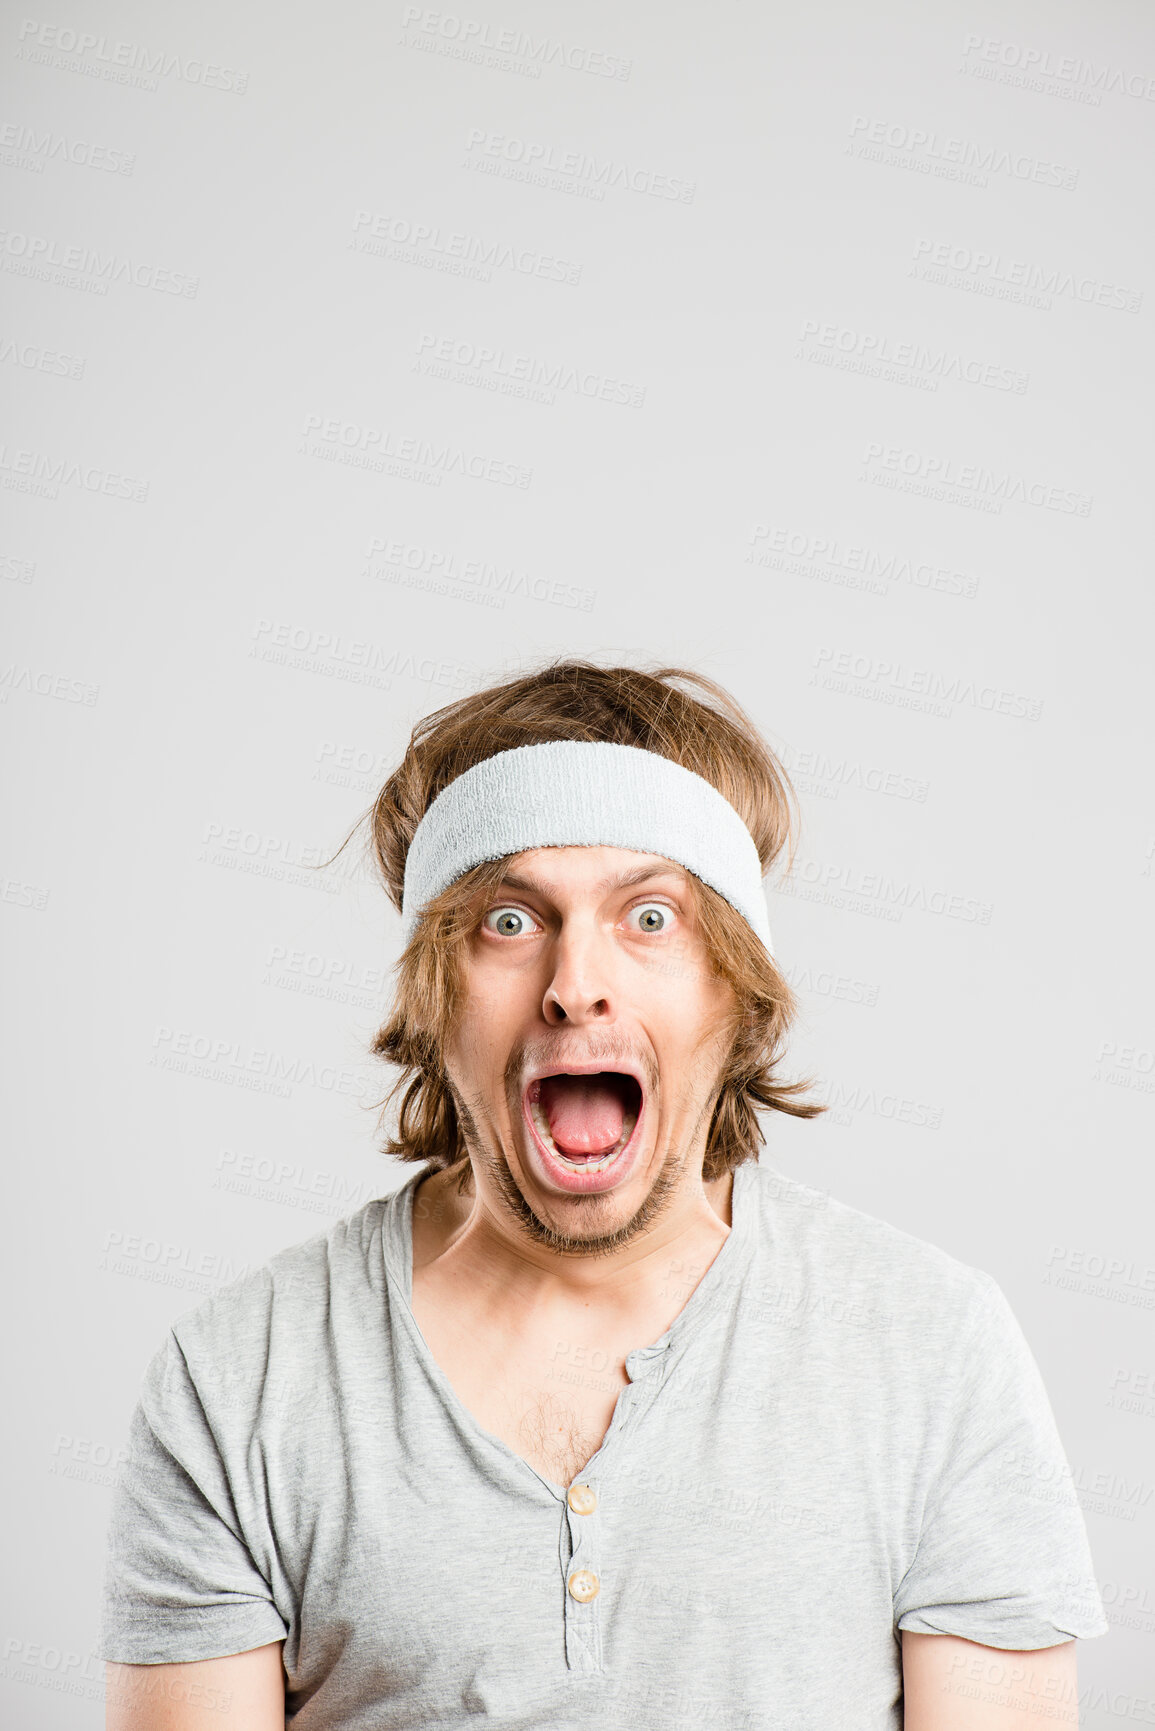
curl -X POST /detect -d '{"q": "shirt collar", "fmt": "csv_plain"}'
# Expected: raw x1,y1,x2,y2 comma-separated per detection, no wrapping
382,1156,760,1350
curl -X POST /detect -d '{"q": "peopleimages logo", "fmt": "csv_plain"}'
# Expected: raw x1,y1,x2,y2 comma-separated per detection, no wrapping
796,321,1028,394
1,875,50,909
911,238,1141,313
782,964,880,1007
848,115,1078,189
463,129,696,202
15,19,248,92
960,34,1155,102
414,332,645,407
400,8,632,80
1092,1039,1155,1097
0,664,99,704
0,228,198,296
149,1025,373,1102
780,856,993,926
365,537,597,612
747,526,979,599
351,209,582,286
299,413,532,489
861,442,1092,517
0,336,85,379
0,441,148,501
777,743,929,804
0,121,136,175
822,1080,943,1130
811,646,1043,721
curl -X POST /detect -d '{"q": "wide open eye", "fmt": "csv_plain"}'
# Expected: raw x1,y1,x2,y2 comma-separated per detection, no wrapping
626,902,674,935
482,905,539,938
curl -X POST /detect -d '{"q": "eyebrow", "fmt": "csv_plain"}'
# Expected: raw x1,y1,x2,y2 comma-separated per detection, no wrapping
492,862,688,899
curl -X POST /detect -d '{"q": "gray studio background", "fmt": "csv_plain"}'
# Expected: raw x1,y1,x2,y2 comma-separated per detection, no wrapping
3,0,1153,1721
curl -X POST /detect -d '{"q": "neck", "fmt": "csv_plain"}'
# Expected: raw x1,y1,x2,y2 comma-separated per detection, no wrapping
411,1158,735,1316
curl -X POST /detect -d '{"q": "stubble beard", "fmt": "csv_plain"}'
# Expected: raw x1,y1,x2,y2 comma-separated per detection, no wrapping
446,1056,720,1259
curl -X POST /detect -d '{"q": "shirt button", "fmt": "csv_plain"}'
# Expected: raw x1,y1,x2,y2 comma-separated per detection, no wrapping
567,1569,600,1603
568,1484,597,1515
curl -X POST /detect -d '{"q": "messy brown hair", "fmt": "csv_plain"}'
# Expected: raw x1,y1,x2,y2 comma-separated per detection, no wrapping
327,658,826,1183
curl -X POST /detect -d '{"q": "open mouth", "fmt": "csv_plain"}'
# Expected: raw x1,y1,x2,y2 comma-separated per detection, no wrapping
524,1071,643,1176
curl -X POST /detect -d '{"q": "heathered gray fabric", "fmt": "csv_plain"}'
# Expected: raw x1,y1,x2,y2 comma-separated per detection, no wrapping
100,1160,1108,1728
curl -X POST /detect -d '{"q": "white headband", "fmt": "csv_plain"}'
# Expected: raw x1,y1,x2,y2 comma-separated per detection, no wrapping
400,741,773,955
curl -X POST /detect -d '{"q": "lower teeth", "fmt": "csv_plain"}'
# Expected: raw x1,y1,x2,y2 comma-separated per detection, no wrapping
530,1101,638,1172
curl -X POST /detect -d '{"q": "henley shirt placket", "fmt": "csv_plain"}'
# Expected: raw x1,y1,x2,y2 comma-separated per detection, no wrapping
557,1339,676,1674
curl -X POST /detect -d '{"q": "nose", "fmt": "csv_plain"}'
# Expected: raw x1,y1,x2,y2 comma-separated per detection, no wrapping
542,919,614,1026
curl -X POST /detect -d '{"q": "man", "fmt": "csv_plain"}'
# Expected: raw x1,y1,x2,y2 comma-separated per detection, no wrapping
102,661,1107,1728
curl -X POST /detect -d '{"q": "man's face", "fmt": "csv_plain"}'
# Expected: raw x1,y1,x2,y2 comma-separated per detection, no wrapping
442,846,737,1255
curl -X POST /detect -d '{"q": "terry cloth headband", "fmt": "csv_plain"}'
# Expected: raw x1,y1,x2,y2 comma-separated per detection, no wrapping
400,740,774,956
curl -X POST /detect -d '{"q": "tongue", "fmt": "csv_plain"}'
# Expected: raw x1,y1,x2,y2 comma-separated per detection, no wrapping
538,1074,626,1159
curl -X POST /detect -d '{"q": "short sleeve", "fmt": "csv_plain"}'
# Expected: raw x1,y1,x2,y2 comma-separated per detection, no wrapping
99,1330,289,1663
893,1275,1110,1649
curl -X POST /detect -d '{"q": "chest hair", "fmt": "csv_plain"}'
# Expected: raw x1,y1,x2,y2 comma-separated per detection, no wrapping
511,1387,608,1485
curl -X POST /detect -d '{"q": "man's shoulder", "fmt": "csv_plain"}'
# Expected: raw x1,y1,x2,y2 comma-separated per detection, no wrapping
127,1187,408,1435
743,1159,998,1321
165,1185,403,1364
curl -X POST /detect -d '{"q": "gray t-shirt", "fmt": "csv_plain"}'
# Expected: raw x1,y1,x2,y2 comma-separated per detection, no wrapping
100,1159,1108,1729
